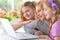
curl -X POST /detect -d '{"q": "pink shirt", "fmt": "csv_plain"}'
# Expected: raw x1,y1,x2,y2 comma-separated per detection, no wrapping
50,20,60,40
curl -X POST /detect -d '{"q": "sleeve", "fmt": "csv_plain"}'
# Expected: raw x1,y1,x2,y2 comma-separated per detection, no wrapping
52,21,60,37
24,20,35,34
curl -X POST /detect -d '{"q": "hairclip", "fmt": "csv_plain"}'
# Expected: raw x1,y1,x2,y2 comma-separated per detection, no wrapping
48,0,56,9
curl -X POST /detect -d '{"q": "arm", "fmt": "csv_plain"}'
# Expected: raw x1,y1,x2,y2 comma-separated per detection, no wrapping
12,20,32,30
24,20,35,34
54,37,60,40
50,21,60,40
12,21,25,30
39,35,51,40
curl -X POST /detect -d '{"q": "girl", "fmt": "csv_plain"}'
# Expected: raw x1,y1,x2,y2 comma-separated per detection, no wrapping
34,1,48,35
20,1,35,21
12,1,36,31
41,0,60,40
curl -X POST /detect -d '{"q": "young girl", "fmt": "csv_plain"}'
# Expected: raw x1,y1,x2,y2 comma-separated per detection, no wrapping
34,1,48,35
20,1,35,21
42,0,60,40
12,1,36,31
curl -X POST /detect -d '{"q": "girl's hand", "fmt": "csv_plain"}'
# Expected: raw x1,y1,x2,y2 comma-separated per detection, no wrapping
39,35,51,40
20,20,32,25
12,20,32,30
34,30,43,36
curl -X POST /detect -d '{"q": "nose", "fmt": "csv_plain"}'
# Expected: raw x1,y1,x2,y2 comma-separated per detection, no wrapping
44,13,46,16
44,11,46,16
25,12,30,16
27,12,30,15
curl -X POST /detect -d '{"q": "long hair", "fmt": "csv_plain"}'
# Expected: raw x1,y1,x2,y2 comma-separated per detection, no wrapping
33,0,45,30
54,0,60,20
43,0,60,34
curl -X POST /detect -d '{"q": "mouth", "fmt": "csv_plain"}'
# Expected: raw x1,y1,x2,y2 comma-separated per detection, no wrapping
45,14,47,17
26,14,30,17
25,15,31,19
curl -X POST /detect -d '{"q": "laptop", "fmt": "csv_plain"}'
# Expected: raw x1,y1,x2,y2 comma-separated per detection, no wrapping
0,18,40,40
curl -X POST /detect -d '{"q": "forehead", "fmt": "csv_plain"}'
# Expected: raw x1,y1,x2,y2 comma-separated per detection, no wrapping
22,6,32,12
22,6,32,10
43,4,48,8
43,4,51,9
36,6,42,10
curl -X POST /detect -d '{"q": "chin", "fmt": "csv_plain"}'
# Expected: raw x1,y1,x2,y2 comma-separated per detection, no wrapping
26,18,31,20
46,16,50,19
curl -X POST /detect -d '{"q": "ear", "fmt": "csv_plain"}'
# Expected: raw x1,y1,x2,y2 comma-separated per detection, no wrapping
53,9,56,15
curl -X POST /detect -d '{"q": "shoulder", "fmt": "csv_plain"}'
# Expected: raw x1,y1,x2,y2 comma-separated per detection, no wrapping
39,20,48,27
39,19,47,24
52,20,60,28
24,20,36,27
27,20,35,25
51,20,60,33
51,21,60,37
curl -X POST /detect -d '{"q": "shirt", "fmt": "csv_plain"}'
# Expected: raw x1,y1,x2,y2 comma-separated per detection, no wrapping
50,20,60,40
24,20,48,35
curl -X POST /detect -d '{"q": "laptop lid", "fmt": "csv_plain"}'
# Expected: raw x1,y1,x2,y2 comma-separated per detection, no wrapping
0,18,40,40
0,18,18,39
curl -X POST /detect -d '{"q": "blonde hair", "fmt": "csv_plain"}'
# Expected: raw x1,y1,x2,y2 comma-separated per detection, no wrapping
34,0,44,29
43,0,60,34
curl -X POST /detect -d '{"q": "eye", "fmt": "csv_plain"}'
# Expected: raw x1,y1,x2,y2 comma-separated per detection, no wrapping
23,10,29,14
38,9,41,13
25,10,29,13
44,8,48,11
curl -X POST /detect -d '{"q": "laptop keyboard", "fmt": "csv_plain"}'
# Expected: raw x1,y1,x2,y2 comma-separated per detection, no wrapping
15,32,39,39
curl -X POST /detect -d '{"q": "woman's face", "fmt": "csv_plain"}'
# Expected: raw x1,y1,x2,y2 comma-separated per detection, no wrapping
36,6,45,20
22,6,34,20
43,4,54,19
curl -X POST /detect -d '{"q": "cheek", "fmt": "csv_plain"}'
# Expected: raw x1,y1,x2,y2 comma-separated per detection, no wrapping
44,12,48,16
46,13,52,19
40,11,43,15
30,11,34,16
44,10,51,16
48,11,53,17
23,13,32,19
23,14,27,18
44,10,46,14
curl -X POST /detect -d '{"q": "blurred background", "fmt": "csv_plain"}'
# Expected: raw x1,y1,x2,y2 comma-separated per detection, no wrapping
0,0,40,21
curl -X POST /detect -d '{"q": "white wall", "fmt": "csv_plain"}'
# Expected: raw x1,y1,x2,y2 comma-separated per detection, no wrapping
23,0,40,3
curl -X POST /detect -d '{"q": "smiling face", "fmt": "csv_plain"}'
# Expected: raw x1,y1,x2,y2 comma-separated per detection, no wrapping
43,4,54,20
22,6,34,20
36,6,45,20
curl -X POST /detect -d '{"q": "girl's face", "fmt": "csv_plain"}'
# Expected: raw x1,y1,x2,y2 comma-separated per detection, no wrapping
22,6,34,20
43,4,54,19
36,6,45,20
